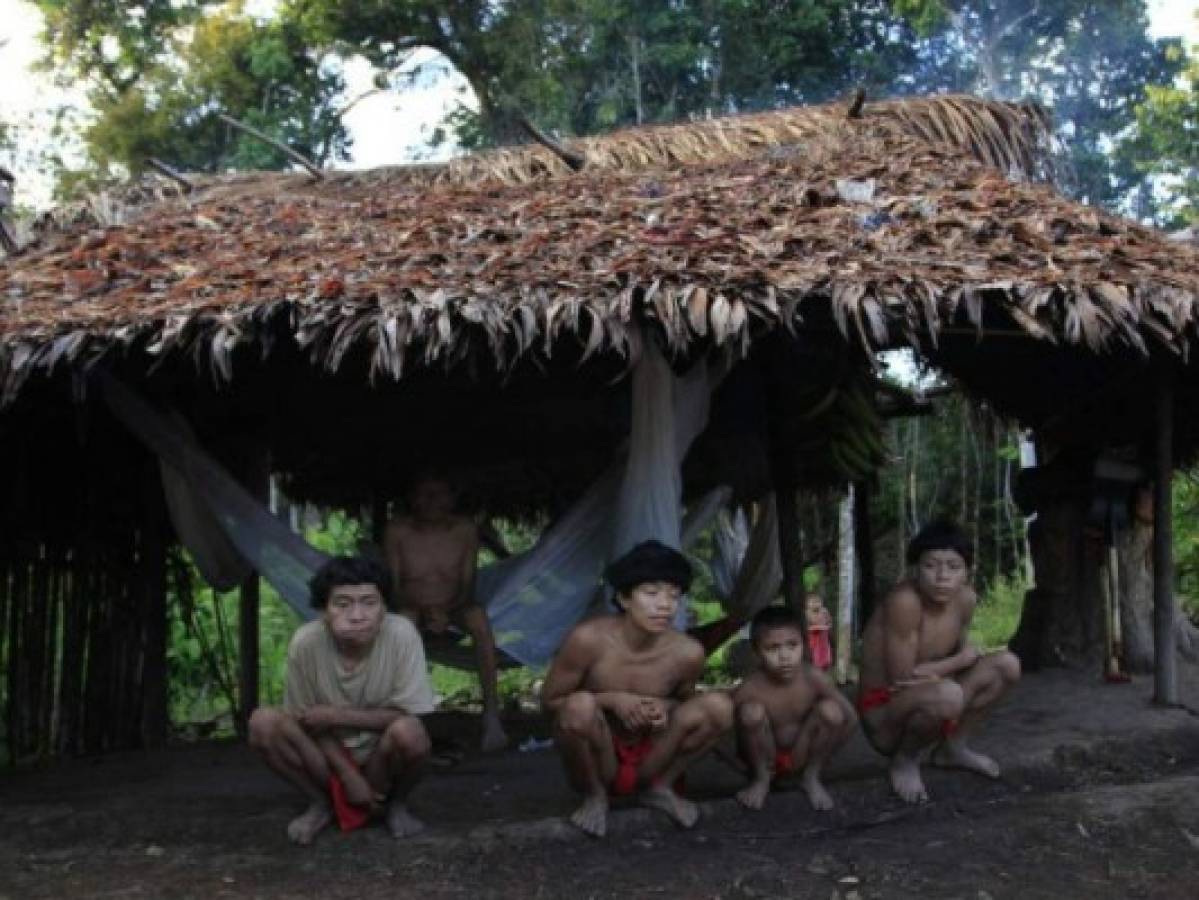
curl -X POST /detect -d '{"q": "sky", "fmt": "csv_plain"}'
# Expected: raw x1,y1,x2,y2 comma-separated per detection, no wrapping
1,0,1197,210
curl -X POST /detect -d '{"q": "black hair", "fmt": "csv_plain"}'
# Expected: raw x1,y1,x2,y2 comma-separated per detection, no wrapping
905,519,973,568
605,540,693,596
309,555,394,610
749,604,804,646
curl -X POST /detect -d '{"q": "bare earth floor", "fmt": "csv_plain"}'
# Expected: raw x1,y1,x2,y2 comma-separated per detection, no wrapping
3,669,1199,899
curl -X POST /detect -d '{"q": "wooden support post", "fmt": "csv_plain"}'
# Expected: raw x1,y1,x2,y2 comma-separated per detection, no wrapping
1152,368,1177,705
139,464,169,748
854,479,875,626
768,408,808,637
835,486,856,684
237,444,271,731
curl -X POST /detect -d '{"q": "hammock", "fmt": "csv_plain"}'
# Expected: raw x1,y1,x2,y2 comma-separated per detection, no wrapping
101,335,745,669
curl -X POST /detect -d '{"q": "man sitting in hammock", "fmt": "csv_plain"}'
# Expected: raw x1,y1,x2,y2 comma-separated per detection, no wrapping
385,473,507,751
542,540,734,837
857,520,1022,803
248,556,435,844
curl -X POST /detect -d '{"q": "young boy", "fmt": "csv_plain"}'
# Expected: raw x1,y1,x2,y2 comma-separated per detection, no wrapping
858,520,1021,804
541,540,734,837
733,605,857,811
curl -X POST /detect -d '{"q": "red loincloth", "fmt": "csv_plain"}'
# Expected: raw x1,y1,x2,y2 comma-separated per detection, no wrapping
327,748,371,832
773,749,797,776
940,718,959,739
611,734,655,796
808,628,833,670
856,687,892,715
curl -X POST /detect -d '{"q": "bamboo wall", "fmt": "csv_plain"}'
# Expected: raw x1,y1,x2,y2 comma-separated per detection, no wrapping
0,400,168,765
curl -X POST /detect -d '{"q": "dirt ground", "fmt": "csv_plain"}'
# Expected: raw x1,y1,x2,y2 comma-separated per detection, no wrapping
3,669,1199,899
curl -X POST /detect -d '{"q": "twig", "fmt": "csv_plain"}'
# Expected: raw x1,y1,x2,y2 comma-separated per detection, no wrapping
847,87,866,119
216,112,324,180
145,157,194,194
514,111,586,172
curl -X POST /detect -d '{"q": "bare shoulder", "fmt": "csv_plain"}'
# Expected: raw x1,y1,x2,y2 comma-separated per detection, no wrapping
559,616,611,659
958,587,979,614
883,582,924,627
386,516,416,538
670,630,706,674
733,670,770,702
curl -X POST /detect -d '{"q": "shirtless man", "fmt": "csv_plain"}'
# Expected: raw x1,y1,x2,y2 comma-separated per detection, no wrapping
541,540,734,838
734,605,856,811
385,474,506,752
248,556,435,844
857,520,1022,803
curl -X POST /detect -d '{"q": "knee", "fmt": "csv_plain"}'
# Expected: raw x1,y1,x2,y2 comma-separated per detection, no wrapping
384,716,431,759
557,692,599,735
737,700,766,730
932,680,966,720
994,650,1022,685
816,697,849,731
248,707,286,750
699,692,735,733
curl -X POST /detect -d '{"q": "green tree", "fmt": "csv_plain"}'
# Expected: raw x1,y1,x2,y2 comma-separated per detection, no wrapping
34,0,349,193
891,1,1184,213
1123,42,1199,227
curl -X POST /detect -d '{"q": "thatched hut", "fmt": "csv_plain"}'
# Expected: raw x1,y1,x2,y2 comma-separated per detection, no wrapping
2,95,1197,762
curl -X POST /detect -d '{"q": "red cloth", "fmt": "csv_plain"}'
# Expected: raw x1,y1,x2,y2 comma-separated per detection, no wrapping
856,687,892,715
611,734,655,796
327,749,370,832
773,749,797,776
940,718,959,739
808,628,833,670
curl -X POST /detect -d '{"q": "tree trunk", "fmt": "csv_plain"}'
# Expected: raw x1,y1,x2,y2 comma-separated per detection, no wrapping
1119,486,1199,674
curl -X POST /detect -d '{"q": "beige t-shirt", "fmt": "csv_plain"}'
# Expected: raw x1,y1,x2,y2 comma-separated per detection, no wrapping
283,613,436,762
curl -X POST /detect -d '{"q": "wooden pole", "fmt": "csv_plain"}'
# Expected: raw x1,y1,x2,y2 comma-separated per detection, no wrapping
1152,368,1177,705
237,444,271,731
139,464,169,748
835,486,855,684
766,348,809,639
854,478,875,625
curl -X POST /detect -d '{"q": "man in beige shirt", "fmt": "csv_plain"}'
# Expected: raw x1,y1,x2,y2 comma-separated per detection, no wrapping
249,556,435,844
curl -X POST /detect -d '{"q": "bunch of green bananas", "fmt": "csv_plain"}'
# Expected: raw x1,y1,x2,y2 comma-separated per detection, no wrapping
791,373,889,484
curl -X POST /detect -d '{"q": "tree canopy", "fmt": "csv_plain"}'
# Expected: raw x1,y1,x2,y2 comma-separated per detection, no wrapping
27,0,1192,220
32,0,349,195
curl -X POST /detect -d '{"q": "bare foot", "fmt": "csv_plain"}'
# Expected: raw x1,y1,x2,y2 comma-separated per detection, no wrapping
889,753,929,804
640,784,699,829
735,778,771,810
286,801,332,845
480,712,508,753
568,793,609,838
801,765,835,811
386,800,426,839
932,740,1001,778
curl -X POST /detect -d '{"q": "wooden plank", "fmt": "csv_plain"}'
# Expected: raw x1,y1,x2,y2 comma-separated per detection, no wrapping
1152,367,1177,705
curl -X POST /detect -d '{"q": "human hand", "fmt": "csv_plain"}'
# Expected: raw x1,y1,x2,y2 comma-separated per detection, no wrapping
957,645,981,669
341,770,385,809
641,698,669,731
297,705,343,733
610,694,660,731
422,607,451,634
